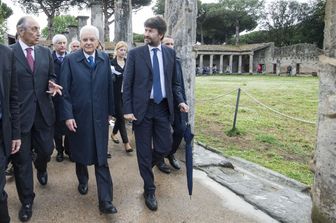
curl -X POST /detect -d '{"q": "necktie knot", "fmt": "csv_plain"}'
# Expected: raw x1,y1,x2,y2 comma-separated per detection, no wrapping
58,56,64,62
88,56,95,68
26,48,33,54
152,48,158,54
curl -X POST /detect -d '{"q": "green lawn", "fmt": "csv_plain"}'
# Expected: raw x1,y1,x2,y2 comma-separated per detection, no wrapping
195,75,318,185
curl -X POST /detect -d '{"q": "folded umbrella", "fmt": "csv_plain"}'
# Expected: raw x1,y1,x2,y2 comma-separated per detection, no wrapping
184,123,194,198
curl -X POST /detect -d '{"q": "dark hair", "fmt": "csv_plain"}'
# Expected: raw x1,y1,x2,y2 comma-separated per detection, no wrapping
144,16,167,36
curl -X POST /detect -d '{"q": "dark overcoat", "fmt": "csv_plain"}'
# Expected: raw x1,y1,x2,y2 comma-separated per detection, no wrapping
60,49,114,166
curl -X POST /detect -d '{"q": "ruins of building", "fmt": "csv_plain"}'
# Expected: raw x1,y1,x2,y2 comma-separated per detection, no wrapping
194,43,323,75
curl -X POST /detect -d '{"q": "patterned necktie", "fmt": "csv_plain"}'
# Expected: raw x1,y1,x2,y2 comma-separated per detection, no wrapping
88,56,95,68
58,56,63,63
26,48,34,72
152,48,163,104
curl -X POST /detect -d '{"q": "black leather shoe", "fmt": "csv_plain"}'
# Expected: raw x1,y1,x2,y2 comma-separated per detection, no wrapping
37,171,48,186
168,155,181,170
19,203,33,222
56,152,64,162
99,201,117,214
157,161,171,174
143,193,158,211
78,183,88,195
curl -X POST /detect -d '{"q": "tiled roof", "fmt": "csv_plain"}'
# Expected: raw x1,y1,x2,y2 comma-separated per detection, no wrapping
193,43,273,52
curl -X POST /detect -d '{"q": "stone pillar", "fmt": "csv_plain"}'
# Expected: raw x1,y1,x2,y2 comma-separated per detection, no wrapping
90,1,104,45
209,55,214,75
199,54,203,70
229,55,233,74
312,0,336,222
276,59,281,76
67,25,78,42
76,16,89,33
219,55,224,73
238,55,242,74
114,0,133,48
249,53,254,74
165,0,197,130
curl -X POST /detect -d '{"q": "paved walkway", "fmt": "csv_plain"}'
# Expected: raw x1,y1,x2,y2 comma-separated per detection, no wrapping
5,127,277,223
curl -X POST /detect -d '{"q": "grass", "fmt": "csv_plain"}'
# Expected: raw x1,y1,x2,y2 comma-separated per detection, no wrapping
195,74,318,185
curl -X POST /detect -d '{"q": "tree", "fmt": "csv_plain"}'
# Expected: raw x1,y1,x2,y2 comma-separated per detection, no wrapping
219,0,264,45
41,15,77,39
0,0,12,43
71,0,151,41
262,0,313,46
14,0,72,40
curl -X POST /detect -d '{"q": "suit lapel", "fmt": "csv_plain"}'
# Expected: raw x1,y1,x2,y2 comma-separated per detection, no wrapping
142,45,153,72
161,46,170,86
12,43,33,74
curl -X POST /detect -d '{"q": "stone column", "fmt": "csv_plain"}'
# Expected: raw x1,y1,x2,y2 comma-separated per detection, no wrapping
199,54,203,70
114,0,133,48
90,1,104,45
312,0,336,222
276,59,281,76
229,55,233,74
209,55,214,75
165,0,197,130
238,55,242,74
67,25,78,42
76,16,89,32
249,53,254,74
219,55,224,73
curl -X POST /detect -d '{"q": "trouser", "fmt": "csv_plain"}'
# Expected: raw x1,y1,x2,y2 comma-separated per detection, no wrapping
0,130,10,223
76,162,113,202
133,99,172,194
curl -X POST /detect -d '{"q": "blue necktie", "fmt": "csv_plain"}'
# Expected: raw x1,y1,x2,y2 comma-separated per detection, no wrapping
88,56,95,68
152,48,163,104
58,56,63,63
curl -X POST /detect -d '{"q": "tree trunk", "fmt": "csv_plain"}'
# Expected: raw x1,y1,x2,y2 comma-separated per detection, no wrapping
103,0,110,42
311,0,336,222
200,23,204,44
235,19,239,45
114,0,133,48
47,16,54,41
164,0,197,131
90,1,104,45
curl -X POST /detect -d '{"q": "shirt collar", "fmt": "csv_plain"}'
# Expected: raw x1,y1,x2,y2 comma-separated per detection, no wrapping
148,44,162,52
19,39,35,51
56,52,66,58
83,51,95,60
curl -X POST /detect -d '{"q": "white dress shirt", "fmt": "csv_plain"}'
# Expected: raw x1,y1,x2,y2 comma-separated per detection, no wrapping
148,44,166,99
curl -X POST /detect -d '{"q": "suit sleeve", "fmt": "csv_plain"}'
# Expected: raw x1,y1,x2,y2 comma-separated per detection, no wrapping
172,52,185,105
59,56,73,121
122,49,135,115
9,49,21,139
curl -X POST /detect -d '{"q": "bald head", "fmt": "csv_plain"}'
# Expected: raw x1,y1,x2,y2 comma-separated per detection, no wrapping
16,16,40,46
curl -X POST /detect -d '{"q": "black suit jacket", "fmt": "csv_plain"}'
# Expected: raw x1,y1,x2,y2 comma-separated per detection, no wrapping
10,42,56,133
0,44,20,156
123,44,184,124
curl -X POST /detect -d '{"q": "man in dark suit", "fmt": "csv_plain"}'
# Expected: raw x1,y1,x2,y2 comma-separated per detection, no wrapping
123,16,188,211
51,34,69,162
0,44,21,223
10,16,62,222
60,25,117,214
156,36,188,174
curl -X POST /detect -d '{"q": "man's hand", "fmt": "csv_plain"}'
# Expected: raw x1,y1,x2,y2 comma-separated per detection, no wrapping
124,113,137,122
178,103,189,113
11,139,21,154
66,119,77,132
47,80,63,96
